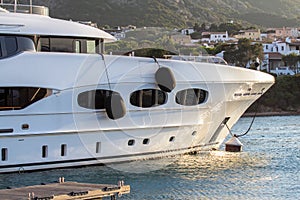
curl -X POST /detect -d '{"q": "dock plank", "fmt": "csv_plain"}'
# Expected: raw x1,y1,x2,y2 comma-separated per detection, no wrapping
0,181,130,200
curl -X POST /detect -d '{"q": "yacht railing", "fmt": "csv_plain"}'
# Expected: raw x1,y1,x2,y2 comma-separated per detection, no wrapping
0,0,49,16
164,55,228,65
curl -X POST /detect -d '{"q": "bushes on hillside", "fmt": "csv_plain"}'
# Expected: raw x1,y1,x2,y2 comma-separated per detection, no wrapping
248,75,300,113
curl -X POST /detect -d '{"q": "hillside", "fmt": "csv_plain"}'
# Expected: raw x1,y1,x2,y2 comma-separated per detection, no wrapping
34,0,300,28
247,75,300,115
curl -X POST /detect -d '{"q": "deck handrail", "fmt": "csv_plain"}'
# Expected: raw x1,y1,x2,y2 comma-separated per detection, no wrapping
0,0,49,16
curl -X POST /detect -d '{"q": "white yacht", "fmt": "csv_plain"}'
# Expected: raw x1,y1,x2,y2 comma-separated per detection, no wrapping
0,6,274,173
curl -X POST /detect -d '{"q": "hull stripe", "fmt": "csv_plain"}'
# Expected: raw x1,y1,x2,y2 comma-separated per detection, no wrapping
0,143,218,170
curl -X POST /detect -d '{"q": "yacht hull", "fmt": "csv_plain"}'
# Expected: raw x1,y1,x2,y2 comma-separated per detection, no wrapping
0,54,274,173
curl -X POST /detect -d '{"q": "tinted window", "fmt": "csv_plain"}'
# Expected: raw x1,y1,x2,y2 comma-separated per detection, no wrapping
130,89,167,108
5,37,18,56
78,89,119,109
176,88,208,106
38,37,100,53
0,36,35,58
50,38,73,52
39,37,50,51
0,87,50,111
17,37,35,51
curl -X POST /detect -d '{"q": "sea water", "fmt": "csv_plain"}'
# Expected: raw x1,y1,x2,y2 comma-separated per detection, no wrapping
0,116,299,199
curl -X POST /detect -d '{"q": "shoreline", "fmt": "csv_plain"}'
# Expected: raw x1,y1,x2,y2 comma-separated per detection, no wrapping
243,111,300,117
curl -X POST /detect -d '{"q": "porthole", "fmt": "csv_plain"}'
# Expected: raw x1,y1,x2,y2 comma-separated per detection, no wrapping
78,89,120,110
234,93,242,97
169,136,175,142
96,142,101,154
128,139,135,146
143,138,150,145
22,124,29,130
176,88,208,106
42,145,48,158
130,89,167,108
61,144,67,157
1,148,7,161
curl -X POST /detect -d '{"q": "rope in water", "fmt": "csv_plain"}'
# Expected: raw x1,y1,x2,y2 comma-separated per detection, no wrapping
226,102,259,138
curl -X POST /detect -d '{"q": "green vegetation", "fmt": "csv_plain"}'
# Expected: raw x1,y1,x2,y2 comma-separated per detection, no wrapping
248,75,300,113
282,53,300,73
123,48,176,58
105,27,178,54
239,13,299,28
106,27,264,66
105,27,216,56
220,39,263,67
38,0,300,28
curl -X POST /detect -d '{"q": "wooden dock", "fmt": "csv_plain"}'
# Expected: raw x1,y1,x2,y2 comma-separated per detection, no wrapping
0,178,130,200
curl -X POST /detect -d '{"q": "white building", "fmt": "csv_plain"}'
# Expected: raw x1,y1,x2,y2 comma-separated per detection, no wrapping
263,39,300,73
181,28,195,35
201,31,231,43
263,40,300,55
104,27,126,40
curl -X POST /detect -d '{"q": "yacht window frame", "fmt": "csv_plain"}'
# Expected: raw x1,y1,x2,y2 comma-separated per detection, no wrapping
37,36,102,54
0,87,51,111
78,89,120,110
130,89,167,108
0,35,35,59
176,88,208,106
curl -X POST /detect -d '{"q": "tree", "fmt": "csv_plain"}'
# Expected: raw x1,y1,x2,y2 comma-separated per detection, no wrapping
282,53,299,73
223,39,264,67
250,43,264,69
209,23,218,32
190,32,202,39
218,23,243,35
201,23,206,31
155,35,176,52
193,23,200,32
223,44,238,65
235,38,252,67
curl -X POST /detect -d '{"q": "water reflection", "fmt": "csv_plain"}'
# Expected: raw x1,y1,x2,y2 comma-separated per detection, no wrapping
168,151,269,181
0,116,299,199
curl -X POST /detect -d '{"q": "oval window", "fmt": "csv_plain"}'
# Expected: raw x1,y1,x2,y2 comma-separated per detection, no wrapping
176,88,208,106
130,89,167,108
78,89,120,110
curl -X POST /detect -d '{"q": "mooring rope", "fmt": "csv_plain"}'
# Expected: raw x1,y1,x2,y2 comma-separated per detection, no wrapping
99,53,112,91
225,100,260,138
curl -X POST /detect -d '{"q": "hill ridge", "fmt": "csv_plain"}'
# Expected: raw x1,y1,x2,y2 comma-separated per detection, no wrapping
35,0,300,28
